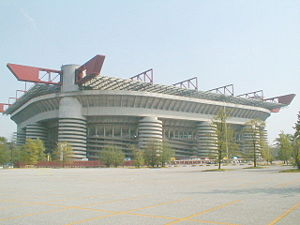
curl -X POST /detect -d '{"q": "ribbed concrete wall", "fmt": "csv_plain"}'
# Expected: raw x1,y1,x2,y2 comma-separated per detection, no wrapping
138,117,162,148
25,123,47,142
16,127,26,146
241,126,261,157
196,121,218,158
58,118,87,159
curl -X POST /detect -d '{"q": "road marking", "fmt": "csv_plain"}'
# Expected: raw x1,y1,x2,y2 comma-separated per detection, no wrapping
64,197,191,225
129,213,240,225
80,195,148,207
267,202,300,225
189,218,240,225
163,200,241,225
0,208,66,222
46,193,114,203
0,197,240,225
0,196,143,222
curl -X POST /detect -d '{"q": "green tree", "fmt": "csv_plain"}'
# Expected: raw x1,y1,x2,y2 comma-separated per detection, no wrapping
292,139,300,169
293,111,300,169
131,145,144,168
99,145,125,167
160,142,175,167
261,144,274,164
243,119,265,168
276,132,292,165
22,139,46,164
143,141,161,168
294,111,300,139
0,137,9,165
213,108,239,169
53,142,73,166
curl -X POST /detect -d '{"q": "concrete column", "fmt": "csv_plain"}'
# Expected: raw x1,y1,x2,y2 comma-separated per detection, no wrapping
61,64,79,92
196,121,217,158
58,118,87,160
58,64,87,160
16,127,26,146
25,123,47,142
138,117,162,148
58,95,87,160
241,125,261,157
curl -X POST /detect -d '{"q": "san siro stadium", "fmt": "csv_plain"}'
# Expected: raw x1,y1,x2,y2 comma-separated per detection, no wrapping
2,55,295,160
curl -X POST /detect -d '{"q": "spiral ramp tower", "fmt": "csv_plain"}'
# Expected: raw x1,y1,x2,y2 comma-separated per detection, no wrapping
138,117,163,149
196,121,218,158
241,126,262,158
57,65,87,160
58,118,87,159
25,123,47,142
16,127,26,146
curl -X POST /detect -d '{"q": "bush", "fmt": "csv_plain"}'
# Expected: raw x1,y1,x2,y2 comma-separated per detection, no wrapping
99,146,125,167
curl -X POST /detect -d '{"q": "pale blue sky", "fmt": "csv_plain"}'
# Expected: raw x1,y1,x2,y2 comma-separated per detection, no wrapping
0,0,299,143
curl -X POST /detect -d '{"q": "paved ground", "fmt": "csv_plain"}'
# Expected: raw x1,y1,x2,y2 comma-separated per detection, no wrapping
0,165,299,225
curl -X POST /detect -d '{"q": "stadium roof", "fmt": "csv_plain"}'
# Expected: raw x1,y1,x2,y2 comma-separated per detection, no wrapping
5,74,288,114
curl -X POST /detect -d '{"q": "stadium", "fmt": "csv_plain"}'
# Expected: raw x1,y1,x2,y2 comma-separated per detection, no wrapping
1,55,295,160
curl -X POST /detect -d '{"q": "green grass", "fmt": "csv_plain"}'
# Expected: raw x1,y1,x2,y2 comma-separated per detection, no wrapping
280,169,300,173
243,166,266,169
202,168,234,172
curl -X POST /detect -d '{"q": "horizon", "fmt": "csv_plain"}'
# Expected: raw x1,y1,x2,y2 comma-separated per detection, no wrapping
0,0,299,143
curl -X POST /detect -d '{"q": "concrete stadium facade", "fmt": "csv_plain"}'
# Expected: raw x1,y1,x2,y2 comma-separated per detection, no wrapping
5,63,292,160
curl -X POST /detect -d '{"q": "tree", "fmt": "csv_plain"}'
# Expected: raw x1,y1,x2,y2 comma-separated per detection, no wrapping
243,119,265,167
292,139,300,169
294,111,300,139
99,145,125,167
0,137,9,165
213,108,239,169
293,111,300,169
275,132,292,164
22,139,46,164
131,145,144,168
261,144,274,164
143,141,161,168
53,142,73,166
160,142,175,167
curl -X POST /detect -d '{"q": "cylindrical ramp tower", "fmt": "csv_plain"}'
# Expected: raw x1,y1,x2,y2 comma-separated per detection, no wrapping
196,121,217,158
58,118,87,159
138,117,162,148
58,65,87,160
241,125,261,158
25,123,47,142
16,127,26,146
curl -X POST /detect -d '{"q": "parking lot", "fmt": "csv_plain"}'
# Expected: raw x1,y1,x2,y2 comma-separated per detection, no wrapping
0,165,299,225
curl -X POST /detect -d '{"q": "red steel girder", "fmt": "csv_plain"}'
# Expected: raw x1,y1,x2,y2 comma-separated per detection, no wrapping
76,55,105,84
264,94,296,105
7,63,60,84
0,103,11,113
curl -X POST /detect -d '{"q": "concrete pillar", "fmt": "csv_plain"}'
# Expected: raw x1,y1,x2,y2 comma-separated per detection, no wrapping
241,125,261,157
58,118,87,160
61,64,79,92
58,93,87,161
196,121,217,158
25,123,47,142
138,117,162,148
16,127,26,146
58,65,87,160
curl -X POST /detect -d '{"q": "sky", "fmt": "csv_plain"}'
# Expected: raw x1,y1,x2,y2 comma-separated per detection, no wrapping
0,0,299,144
